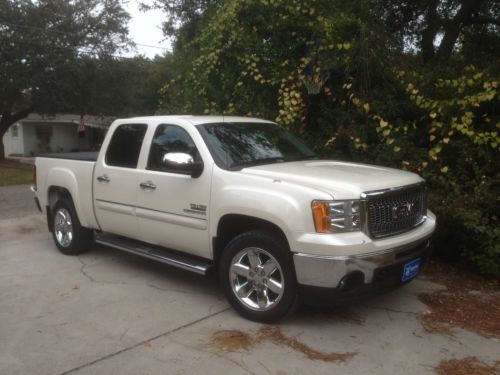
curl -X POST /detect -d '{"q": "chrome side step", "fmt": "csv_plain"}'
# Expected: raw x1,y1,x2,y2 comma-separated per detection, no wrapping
95,233,213,275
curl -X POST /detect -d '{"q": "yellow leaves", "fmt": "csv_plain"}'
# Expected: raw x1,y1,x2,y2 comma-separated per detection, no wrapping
379,119,388,128
430,135,436,142
393,146,401,153
440,166,449,173
443,137,450,144
386,138,394,145
363,103,370,113
429,112,437,119
382,129,391,137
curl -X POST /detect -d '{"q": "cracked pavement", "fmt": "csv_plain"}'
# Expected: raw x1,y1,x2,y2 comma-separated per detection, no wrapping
0,185,498,374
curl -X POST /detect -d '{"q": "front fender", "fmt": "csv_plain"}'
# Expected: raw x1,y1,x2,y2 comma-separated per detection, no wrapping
210,175,332,252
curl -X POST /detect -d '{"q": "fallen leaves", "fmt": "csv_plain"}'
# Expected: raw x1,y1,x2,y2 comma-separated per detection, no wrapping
210,327,357,363
418,260,500,338
435,356,500,375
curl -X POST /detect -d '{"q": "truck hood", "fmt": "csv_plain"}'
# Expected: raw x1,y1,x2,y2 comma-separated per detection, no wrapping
240,160,423,199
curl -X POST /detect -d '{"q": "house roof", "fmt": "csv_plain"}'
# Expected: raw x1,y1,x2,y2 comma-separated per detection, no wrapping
20,114,113,129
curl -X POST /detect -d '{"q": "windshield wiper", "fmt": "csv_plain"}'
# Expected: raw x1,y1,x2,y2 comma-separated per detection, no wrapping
230,157,286,169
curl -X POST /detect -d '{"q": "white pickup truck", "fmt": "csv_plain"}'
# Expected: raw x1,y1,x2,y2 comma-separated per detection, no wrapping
33,116,436,322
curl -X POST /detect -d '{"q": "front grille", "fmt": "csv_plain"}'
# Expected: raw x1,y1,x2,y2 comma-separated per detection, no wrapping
364,184,426,238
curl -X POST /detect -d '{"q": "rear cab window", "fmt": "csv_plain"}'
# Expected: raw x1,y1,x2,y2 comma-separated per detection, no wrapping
105,124,147,168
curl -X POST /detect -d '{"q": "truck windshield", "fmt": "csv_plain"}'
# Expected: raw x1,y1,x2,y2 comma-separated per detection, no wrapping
198,122,318,170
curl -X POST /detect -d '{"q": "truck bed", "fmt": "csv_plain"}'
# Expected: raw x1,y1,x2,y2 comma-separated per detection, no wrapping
39,151,99,161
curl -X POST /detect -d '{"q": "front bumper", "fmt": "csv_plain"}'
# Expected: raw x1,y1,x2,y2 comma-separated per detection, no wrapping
293,236,430,290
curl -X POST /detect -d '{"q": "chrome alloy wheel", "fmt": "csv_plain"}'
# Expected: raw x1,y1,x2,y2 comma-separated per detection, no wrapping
229,247,285,311
54,208,73,247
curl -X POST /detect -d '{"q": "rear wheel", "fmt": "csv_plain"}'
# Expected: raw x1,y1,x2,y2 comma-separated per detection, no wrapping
219,230,298,322
52,199,93,255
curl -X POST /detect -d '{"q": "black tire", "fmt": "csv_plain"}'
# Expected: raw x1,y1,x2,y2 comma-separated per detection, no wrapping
52,198,94,255
219,230,298,323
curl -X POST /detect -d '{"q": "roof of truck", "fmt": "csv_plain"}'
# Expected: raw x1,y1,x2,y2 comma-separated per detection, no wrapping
118,115,274,126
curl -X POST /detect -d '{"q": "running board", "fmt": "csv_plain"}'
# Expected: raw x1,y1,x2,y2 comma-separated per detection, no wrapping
95,233,213,276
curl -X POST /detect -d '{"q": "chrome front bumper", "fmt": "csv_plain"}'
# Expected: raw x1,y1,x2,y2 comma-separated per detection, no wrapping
293,237,430,289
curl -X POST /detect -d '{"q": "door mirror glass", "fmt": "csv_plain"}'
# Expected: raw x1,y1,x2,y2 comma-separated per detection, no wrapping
163,152,194,165
161,152,203,178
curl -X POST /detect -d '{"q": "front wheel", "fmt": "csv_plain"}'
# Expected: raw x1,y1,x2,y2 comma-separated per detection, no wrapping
52,199,94,255
219,230,298,322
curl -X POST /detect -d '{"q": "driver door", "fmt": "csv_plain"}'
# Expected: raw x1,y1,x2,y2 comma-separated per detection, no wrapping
135,124,211,257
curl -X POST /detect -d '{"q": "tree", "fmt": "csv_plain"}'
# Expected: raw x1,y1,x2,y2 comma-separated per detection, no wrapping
0,0,130,159
156,0,500,274
375,0,500,63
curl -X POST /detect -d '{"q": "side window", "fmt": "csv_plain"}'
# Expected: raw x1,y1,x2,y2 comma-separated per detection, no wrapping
105,124,147,168
147,124,200,172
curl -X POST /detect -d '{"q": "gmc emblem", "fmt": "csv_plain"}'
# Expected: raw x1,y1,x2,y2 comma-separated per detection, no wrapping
392,202,415,219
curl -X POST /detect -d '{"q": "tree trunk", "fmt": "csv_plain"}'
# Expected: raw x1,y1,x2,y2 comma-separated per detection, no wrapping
0,105,34,160
435,0,482,61
421,0,440,64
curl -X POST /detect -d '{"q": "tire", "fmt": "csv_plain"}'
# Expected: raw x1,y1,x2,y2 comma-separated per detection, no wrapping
52,198,94,255
219,230,298,323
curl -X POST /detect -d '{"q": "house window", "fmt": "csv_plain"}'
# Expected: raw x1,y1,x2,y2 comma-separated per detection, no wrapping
11,124,19,137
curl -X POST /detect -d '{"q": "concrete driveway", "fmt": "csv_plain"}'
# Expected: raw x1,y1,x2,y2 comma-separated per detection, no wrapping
0,185,498,374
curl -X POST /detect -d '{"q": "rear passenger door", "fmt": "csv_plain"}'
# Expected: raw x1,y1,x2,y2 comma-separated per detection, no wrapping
93,123,147,239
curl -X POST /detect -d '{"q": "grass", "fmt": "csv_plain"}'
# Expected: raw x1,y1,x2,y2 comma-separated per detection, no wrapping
0,161,33,186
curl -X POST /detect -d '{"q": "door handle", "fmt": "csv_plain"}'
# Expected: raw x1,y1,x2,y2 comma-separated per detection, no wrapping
97,174,110,183
140,181,157,190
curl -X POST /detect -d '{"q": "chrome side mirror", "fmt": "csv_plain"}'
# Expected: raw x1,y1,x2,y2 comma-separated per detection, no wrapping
162,152,203,178
163,152,194,165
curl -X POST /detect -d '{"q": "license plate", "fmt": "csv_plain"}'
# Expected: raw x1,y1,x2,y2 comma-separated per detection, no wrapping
402,258,421,282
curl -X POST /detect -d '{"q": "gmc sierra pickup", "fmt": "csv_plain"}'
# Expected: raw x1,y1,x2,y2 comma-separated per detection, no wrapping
32,116,436,322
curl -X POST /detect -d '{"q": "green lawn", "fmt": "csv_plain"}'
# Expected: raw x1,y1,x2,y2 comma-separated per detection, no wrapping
0,165,32,186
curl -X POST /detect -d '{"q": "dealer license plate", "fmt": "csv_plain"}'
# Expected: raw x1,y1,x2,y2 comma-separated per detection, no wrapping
402,258,421,282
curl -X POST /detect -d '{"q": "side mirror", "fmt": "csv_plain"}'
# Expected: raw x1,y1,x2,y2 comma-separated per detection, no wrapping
163,152,204,178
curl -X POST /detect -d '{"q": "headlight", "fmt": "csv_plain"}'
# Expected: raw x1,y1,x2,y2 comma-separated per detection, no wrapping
311,200,361,233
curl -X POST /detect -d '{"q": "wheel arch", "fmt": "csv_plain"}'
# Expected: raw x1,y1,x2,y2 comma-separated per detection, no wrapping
46,186,73,232
213,214,290,270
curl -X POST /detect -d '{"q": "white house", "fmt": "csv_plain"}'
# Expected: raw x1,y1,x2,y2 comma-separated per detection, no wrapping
2,114,112,158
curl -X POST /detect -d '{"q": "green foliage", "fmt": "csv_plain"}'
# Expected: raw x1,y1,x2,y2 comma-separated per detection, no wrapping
157,0,500,274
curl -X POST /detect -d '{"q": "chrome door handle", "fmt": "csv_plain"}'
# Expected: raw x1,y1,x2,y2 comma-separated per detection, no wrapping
140,181,156,190
97,175,110,183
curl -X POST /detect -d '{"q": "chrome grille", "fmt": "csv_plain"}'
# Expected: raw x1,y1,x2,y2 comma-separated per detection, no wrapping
364,184,426,238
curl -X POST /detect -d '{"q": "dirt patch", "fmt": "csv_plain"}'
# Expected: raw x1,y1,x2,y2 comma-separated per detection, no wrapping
15,225,39,234
435,356,500,375
258,326,357,363
210,330,254,352
418,260,500,338
210,327,357,363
